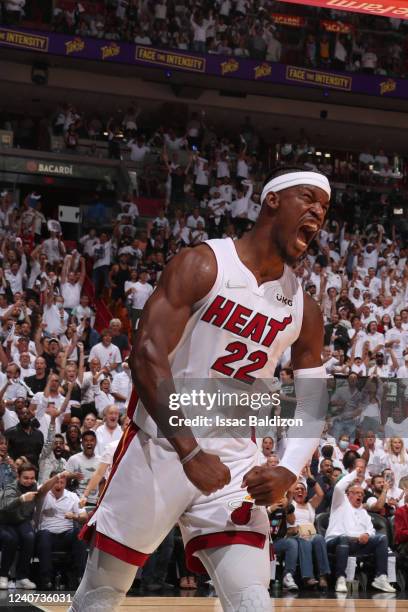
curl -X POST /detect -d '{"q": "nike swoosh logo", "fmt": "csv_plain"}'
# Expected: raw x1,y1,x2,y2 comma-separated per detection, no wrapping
226,280,247,288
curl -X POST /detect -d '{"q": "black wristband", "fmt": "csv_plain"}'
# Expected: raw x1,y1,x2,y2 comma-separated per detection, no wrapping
306,477,316,487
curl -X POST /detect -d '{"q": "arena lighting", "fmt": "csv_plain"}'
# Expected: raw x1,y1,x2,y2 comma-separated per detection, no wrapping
325,153,331,158
316,151,322,156
103,131,125,138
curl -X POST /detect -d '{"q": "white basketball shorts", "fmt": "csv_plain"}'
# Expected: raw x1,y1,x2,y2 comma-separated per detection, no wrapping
80,422,270,573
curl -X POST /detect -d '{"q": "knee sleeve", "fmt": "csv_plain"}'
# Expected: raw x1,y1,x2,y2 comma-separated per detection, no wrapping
197,543,271,612
70,546,138,612
69,586,126,612
236,585,271,612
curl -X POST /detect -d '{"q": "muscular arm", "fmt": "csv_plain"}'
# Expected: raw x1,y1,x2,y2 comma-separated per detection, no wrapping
130,245,230,494
131,245,214,451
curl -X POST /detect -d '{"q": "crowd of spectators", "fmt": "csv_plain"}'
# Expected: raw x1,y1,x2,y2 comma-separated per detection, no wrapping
263,430,408,593
1,103,405,197
3,0,408,78
0,98,408,593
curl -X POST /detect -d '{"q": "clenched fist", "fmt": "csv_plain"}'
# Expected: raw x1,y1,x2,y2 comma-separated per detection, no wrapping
241,465,296,506
183,450,231,495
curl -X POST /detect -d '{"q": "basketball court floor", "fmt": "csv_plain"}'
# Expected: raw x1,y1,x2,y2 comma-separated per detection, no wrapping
2,593,404,612
42,595,407,612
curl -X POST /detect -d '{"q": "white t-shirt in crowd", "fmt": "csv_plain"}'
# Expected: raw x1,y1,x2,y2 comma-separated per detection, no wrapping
37,489,81,534
61,282,82,309
94,390,115,417
80,234,99,257
31,391,68,439
325,470,375,540
92,241,112,269
237,158,249,178
216,160,230,178
129,281,154,310
128,142,150,162
66,452,100,504
5,267,25,294
187,214,205,229
43,304,67,337
111,371,131,413
42,238,65,264
95,423,122,456
89,342,121,368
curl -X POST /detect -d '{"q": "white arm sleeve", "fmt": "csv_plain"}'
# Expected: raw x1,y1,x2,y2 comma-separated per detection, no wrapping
279,365,328,478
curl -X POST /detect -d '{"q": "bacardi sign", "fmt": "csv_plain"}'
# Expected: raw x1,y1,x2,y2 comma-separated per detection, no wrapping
26,160,74,175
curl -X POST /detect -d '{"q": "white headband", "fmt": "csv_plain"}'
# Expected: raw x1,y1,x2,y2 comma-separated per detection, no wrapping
260,171,331,204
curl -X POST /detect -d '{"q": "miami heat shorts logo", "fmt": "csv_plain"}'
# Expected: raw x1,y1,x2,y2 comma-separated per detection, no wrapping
229,495,255,525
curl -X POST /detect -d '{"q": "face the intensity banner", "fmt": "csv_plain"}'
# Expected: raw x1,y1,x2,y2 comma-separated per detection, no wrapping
277,0,408,20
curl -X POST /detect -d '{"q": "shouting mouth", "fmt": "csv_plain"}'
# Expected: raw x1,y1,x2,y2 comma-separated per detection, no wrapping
296,221,320,250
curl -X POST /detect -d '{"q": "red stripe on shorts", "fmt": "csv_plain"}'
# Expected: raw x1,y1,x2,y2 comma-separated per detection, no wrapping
92,531,150,566
184,530,266,574
127,386,139,420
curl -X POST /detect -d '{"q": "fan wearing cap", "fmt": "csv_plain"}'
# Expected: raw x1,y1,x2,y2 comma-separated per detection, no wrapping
36,337,62,373
72,166,331,612
10,336,36,365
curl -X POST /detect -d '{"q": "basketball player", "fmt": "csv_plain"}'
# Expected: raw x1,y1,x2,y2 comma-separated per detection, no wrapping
71,167,331,612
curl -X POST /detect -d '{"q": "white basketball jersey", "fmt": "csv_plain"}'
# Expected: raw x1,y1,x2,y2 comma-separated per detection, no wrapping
134,237,304,458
